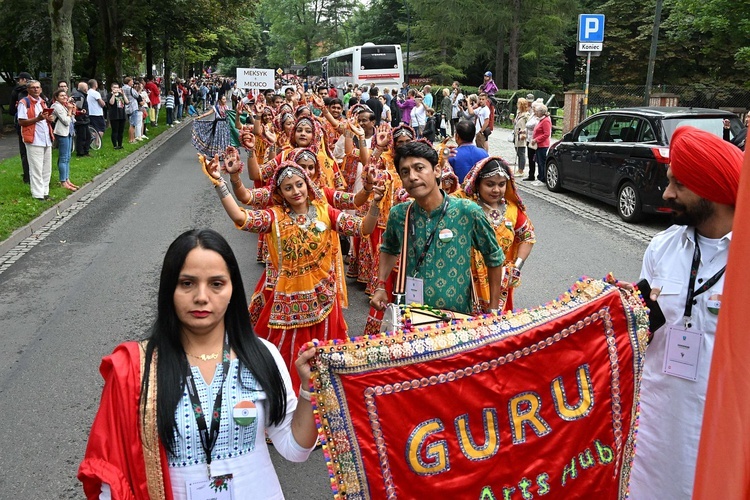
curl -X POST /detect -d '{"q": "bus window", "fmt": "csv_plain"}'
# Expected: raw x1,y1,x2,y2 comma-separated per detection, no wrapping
361,46,398,70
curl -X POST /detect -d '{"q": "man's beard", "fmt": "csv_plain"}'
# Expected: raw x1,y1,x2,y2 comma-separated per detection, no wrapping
667,198,714,227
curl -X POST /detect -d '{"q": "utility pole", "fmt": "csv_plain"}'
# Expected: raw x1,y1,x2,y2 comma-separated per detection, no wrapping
643,0,664,106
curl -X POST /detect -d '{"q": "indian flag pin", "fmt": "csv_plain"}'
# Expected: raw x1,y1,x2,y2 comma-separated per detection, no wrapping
706,294,722,315
438,228,453,242
233,400,257,426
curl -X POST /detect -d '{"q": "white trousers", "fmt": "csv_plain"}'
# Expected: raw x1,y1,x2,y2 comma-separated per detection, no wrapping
26,144,52,198
135,111,143,138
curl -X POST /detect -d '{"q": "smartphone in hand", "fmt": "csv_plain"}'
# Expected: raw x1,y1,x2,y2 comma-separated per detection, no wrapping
635,279,667,340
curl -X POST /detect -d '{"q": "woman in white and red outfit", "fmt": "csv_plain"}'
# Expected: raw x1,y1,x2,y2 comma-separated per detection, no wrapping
531,104,551,184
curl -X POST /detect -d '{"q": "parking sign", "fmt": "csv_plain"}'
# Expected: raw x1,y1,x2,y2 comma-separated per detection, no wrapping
578,14,605,43
578,14,605,52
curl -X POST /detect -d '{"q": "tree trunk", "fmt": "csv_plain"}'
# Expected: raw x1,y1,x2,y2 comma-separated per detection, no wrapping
146,28,154,78
507,0,520,90
97,0,124,85
163,29,171,86
495,26,505,90
82,22,99,79
49,0,75,87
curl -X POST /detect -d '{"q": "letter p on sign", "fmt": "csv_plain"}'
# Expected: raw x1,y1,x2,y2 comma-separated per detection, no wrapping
578,14,605,43
585,18,599,38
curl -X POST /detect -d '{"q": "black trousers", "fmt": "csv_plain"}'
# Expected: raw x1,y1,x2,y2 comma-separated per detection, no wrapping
110,119,125,147
526,147,537,179
75,123,91,156
15,123,30,182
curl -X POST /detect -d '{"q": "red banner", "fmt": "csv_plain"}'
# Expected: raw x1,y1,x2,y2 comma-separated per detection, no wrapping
310,279,649,499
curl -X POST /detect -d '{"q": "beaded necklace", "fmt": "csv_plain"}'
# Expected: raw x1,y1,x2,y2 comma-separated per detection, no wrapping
288,203,318,231
481,200,507,228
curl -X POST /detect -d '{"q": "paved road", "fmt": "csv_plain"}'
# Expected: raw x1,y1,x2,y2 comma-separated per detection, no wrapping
0,127,669,498
0,130,19,163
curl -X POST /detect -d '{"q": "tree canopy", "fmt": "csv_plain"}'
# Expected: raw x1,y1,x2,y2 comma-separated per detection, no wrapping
3,0,745,94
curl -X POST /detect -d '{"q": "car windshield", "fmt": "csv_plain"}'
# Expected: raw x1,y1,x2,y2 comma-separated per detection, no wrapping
662,116,741,143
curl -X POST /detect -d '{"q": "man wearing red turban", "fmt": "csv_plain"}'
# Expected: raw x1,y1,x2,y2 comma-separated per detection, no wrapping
628,125,744,498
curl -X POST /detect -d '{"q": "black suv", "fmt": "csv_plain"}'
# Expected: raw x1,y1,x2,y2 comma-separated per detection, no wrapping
545,107,744,222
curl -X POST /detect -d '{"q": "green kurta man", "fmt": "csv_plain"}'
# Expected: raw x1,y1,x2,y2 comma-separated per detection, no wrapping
371,141,505,315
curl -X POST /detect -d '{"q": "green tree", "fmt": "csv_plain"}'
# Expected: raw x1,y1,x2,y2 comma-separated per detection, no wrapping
349,0,403,45
262,0,356,67
663,0,750,83
0,0,51,81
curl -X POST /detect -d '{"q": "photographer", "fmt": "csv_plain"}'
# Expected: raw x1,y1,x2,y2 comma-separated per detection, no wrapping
396,89,417,126
71,82,91,157
467,92,491,151
456,98,472,122
108,82,130,150
450,82,464,135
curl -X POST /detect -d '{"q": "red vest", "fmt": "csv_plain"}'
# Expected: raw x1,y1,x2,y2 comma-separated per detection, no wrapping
20,96,54,144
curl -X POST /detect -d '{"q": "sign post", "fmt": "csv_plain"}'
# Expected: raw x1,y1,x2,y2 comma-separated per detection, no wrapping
577,14,605,119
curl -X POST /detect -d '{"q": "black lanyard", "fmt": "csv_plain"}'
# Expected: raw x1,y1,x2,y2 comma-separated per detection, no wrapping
684,229,726,321
185,333,231,479
408,194,449,277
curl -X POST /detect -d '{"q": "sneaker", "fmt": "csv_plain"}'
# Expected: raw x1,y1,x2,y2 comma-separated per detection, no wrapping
532,180,545,187
174,120,181,124
142,135,149,140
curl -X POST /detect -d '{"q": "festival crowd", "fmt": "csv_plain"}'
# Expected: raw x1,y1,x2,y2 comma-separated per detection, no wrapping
66,73,744,499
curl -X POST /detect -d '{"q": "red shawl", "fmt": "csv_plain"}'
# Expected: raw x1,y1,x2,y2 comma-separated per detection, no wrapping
78,342,173,499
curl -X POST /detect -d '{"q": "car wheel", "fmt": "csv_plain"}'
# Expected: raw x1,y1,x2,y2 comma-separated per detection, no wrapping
545,159,563,192
617,182,643,223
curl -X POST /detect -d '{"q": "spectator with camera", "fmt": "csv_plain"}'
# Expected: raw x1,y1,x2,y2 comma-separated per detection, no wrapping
108,82,130,150
17,80,55,200
72,82,91,157
450,82,464,135
467,92,491,151
396,89,418,126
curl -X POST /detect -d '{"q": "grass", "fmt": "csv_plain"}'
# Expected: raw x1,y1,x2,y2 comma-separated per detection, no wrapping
0,123,170,242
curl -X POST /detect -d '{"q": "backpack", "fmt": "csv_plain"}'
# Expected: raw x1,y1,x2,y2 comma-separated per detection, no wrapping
390,99,401,127
126,87,141,114
487,101,495,131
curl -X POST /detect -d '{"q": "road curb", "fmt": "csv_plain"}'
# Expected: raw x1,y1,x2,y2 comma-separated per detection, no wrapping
0,120,191,258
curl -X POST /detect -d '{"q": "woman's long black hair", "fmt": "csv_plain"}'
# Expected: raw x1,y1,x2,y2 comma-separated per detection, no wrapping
141,229,287,455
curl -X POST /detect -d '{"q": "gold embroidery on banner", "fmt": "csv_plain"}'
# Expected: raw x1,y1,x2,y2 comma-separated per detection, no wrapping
312,279,647,500
139,341,167,500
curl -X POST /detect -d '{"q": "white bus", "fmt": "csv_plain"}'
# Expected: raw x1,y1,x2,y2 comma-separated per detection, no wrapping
305,57,327,88
325,43,403,94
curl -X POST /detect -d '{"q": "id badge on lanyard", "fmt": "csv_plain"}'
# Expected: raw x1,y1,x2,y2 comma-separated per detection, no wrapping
662,325,703,381
405,276,424,304
661,230,723,382
187,475,235,499
407,196,449,306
